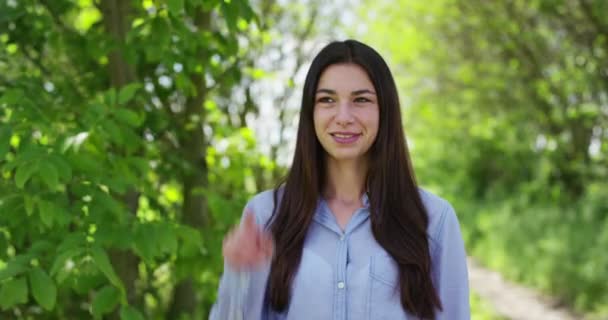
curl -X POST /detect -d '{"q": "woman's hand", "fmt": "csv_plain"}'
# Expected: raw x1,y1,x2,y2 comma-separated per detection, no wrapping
222,208,274,270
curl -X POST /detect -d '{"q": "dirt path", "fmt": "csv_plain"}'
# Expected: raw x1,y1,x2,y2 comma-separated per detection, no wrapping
468,258,583,320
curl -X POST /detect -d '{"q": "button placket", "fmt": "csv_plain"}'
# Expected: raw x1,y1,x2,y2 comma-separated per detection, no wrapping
334,232,349,320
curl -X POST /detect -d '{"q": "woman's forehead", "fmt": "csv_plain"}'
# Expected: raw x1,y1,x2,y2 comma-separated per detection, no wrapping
317,64,374,93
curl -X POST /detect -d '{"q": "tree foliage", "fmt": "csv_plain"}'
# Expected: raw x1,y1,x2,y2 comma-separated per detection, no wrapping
0,0,273,318
362,0,608,316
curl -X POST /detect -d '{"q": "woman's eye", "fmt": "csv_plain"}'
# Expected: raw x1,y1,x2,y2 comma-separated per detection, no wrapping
317,97,334,103
354,97,370,103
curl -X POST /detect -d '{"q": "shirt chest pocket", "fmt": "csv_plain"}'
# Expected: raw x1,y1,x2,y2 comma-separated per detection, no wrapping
367,252,410,320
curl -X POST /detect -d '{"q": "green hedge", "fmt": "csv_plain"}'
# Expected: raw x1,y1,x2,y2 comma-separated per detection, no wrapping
454,183,608,318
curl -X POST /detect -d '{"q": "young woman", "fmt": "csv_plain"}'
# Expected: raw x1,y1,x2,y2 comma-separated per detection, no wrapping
210,40,470,320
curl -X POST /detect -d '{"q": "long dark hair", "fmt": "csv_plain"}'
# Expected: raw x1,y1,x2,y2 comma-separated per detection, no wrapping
266,40,442,318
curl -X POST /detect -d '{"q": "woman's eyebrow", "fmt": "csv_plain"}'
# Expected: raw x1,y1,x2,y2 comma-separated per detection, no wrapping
351,89,376,96
315,88,376,95
316,88,336,95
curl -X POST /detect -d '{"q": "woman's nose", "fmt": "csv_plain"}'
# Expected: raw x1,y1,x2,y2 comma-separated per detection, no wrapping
335,101,354,126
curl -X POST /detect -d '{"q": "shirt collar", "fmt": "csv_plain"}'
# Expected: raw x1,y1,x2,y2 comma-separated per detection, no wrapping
361,191,370,208
314,192,370,231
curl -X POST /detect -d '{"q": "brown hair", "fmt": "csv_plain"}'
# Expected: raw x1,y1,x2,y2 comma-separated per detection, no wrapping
266,40,442,318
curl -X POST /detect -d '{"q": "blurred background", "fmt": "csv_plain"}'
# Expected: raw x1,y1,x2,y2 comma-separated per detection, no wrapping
0,0,606,319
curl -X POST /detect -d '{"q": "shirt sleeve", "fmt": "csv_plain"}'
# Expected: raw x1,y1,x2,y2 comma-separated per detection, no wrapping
208,264,250,320
432,204,471,320
208,203,272,320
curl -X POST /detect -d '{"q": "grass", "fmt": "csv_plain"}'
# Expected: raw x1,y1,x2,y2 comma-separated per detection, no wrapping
470,290,505,320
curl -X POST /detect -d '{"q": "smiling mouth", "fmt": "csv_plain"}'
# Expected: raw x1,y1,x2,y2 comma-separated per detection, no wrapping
330,133,362,144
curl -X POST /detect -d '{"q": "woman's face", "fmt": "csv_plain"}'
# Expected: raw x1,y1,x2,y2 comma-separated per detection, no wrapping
313,63,380,163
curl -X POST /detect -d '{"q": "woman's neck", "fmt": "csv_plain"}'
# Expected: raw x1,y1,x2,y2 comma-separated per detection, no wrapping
323,157,368,206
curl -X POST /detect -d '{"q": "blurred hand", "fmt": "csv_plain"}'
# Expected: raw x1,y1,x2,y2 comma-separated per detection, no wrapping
222,208,274,270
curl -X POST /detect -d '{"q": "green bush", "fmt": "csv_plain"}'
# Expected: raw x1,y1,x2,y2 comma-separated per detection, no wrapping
453,183,608,317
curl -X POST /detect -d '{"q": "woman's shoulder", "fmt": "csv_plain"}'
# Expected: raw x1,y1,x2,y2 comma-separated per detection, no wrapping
245,187,284,226
417,187,460,244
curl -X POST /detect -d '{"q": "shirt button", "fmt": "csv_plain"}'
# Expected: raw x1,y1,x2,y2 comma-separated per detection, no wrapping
340,235,345,241
337,281,345,289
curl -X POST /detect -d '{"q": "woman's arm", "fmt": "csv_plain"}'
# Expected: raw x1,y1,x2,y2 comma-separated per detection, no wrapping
432,204,471,319
208,204,273,320
208,265,250,320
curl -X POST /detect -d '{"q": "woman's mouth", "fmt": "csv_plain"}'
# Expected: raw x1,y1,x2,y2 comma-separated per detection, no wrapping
330,132,362,144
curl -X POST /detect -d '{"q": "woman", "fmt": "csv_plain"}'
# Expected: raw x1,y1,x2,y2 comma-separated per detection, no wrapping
210,40,470,320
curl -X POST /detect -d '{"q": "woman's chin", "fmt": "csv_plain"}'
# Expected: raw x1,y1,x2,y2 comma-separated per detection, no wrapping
327,151,365,163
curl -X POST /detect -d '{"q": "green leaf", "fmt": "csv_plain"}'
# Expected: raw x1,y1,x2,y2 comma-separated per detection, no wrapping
117,83,141,105
239,0,255,21
50,247,84,276
38,200,56,228
134,225,156,263
0,194,20,213
127,156,149,175
90,246,124,291
176,225,202,257
220,2,238,34
114,109,141,127
93,190,126,219
200,0,220,11
29,267,57,310
158,224,177,255
147,18,170,61
0,260,27,281
176,225,202,245
38,161,59,189
105,88,117,106
68,152,101,176
48,154,72,182
94,224,132,250
28,241,53,255
2,157,19,172
101,118,124,146
91,285,120,318
0,125,11,158
24,194,36,216
0,277,28,310
15,161,38,188
166,0,184,15
120,126,141,154
120,305,144,320
0,5,26,24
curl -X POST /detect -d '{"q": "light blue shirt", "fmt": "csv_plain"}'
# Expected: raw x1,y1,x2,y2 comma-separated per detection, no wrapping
210,188,470,320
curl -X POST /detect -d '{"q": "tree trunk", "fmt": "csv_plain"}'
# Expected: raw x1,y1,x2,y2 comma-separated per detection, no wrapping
167,9,212,319
99,0,141,314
